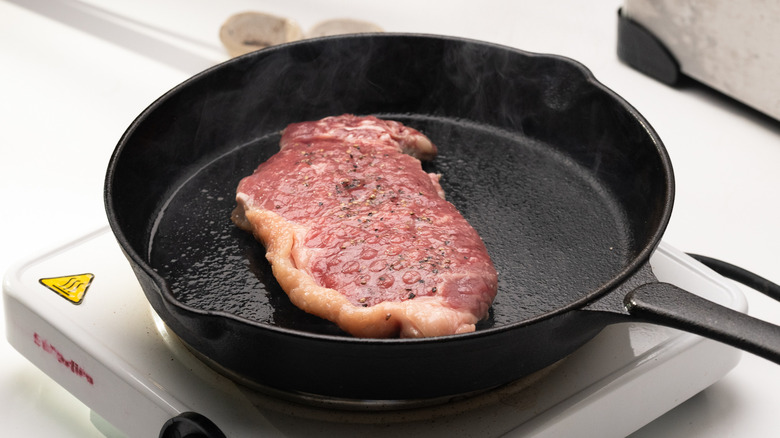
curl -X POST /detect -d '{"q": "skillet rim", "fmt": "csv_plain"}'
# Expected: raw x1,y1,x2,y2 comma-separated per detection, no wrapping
104,32,675,345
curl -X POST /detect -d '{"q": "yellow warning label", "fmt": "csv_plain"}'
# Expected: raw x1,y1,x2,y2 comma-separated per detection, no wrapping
39,274,94,305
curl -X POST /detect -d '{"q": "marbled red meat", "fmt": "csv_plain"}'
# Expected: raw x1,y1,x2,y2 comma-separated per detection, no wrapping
232,114,498,338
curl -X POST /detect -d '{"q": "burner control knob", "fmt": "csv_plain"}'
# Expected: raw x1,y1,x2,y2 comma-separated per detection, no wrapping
159,412,226,438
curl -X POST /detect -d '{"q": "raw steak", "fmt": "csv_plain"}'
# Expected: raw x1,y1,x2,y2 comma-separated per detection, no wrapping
232,114,498,338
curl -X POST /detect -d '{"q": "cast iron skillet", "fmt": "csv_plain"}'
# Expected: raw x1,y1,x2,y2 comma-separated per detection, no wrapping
105,34,780,403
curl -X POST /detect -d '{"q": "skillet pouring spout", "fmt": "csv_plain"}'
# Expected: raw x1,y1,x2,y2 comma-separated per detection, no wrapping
626,280,780,364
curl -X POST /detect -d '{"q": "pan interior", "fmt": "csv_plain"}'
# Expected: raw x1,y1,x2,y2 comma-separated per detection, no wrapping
149,114,632,336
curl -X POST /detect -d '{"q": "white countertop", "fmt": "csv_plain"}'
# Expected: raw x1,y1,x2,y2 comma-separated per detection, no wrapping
1,0,779,436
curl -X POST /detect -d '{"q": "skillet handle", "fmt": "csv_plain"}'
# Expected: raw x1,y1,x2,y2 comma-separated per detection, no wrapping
625,282,780,364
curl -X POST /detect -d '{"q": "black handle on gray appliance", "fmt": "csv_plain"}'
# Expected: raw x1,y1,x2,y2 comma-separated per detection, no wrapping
625,282,780,364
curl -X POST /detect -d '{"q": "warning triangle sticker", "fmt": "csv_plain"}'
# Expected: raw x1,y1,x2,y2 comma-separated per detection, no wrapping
39,273,94,305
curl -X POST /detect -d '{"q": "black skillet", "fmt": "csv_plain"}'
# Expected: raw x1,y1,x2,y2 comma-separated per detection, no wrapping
105,34,780,403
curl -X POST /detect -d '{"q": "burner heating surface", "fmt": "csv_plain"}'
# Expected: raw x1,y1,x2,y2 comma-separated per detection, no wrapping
3,228,745,437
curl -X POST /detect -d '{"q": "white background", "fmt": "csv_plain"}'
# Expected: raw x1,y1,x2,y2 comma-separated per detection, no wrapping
2,0,779,436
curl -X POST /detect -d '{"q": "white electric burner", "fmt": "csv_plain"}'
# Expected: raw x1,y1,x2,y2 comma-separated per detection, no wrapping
3,228,745,437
